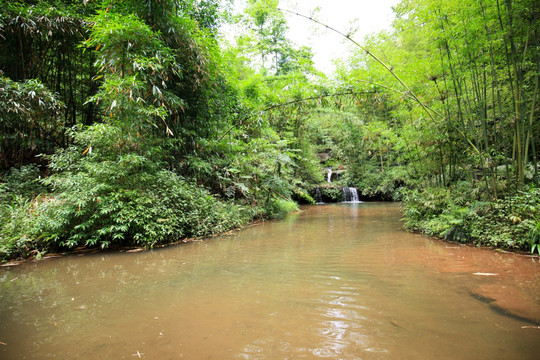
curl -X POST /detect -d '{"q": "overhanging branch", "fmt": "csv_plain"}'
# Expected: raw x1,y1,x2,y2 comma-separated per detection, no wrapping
217,90,376,141
278,8,442,122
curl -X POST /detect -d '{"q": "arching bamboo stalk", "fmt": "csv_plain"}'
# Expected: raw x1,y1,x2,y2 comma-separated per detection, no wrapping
277,8,439,123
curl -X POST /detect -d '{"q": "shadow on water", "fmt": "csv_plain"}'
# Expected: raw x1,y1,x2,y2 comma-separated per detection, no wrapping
1,202,539,359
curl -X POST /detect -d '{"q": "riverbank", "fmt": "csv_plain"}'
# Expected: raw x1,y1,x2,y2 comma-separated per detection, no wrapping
0,159,306,263
0,200,268,265
5,191,539,266
401,185,540,254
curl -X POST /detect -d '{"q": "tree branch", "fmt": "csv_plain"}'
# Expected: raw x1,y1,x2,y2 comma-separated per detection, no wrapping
217,90,376,142
277,8,442,122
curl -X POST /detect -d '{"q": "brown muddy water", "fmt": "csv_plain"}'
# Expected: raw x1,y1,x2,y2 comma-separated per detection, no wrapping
1,202,539,359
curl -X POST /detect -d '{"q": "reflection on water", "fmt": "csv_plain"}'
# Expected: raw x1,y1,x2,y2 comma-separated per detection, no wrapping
0,203,539,359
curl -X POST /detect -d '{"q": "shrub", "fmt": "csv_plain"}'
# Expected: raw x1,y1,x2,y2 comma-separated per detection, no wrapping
0,168,252,262
0,164,47,201
345,164,409,200
0,196,44,260
319,186,343,202
293,188,315,205
529,220,540,254
264,197,299,219
402,186,540,252
40,164,251,250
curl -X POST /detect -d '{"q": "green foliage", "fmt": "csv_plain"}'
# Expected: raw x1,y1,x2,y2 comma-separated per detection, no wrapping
319,187,344,202
82,8,183,139
0,196,48,261
529,220,540,255
264,197,299,219
0,121,252,261
293,188,315,205
402,186,540,251
0,171,250,261
44,168,250,249
0,0,96,136
0,77,65,169
0,164,47,201
0,0,257,262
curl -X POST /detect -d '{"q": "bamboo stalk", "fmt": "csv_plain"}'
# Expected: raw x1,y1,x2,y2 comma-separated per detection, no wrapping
278,8,439,122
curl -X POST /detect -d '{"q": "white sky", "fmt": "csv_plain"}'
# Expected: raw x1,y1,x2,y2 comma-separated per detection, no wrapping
222,0,400,75
280,0,400,74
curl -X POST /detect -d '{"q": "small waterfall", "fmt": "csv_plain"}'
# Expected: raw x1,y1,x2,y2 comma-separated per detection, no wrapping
327,169,333,183
315,188,323,204
342,187,360,202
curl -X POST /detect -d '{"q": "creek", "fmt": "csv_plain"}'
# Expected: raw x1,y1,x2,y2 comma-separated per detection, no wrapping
0,202,539,359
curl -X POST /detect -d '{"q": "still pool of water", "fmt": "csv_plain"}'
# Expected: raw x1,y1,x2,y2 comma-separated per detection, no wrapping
1,202,539,359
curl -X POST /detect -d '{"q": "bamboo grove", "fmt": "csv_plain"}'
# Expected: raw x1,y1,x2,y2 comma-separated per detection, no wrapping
334,0,539,249
339,0,538,192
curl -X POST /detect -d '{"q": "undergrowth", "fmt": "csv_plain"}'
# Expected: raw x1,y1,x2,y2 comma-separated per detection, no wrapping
402,183,540,253
0,167,254,261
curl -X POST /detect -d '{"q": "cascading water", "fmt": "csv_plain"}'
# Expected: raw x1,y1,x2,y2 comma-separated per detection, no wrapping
327,169,333,183
315,188,323,204
342,187,360,202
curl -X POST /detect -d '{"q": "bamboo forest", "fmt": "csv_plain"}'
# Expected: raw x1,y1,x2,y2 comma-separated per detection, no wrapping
1,1,540,359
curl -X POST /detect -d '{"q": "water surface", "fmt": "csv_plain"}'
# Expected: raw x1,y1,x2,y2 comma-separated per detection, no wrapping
1,202,539,359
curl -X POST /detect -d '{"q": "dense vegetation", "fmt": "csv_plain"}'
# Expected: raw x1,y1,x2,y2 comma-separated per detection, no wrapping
333,0,540,252
0,0,538,262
